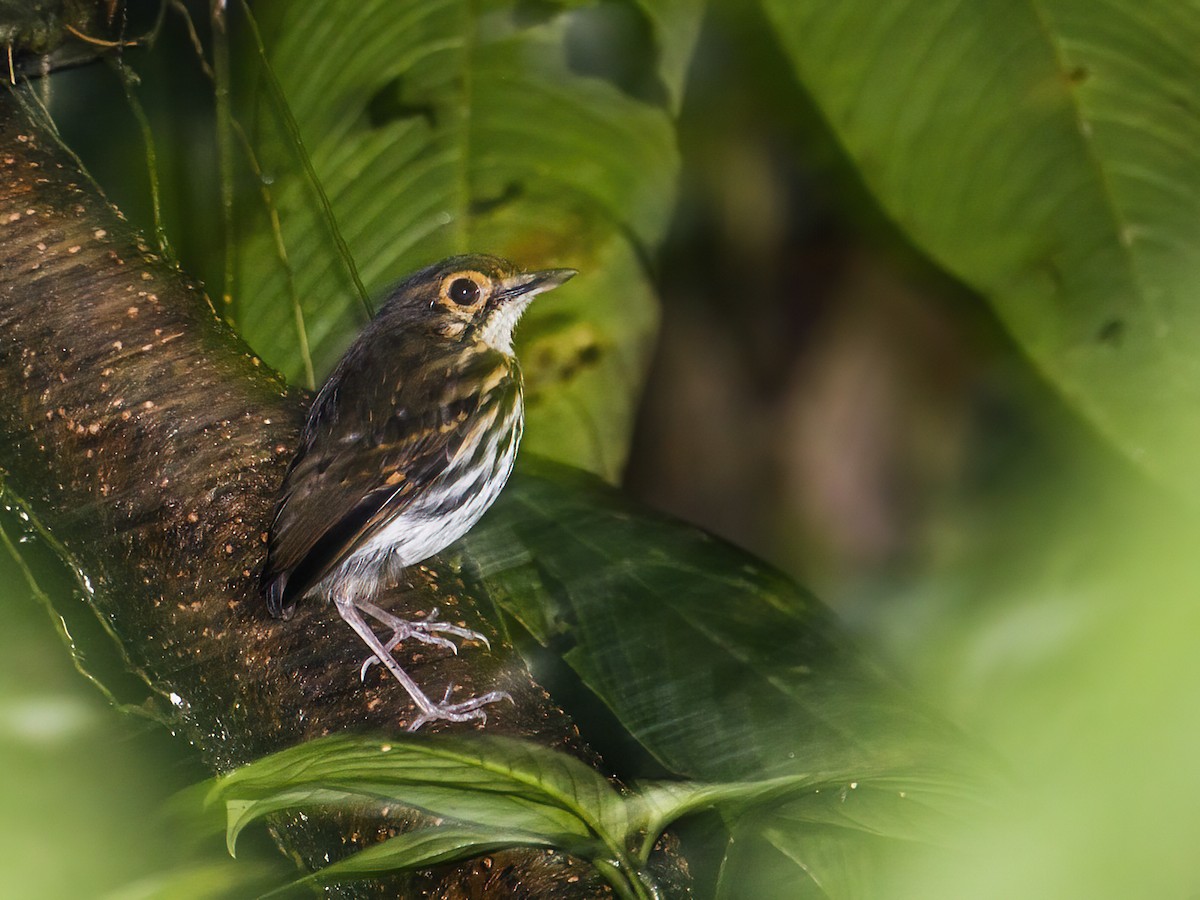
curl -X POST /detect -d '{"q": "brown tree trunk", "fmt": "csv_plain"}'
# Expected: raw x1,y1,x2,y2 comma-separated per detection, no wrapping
0,87,687,898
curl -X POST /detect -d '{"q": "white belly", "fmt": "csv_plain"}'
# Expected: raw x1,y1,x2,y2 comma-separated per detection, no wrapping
320,411,521,599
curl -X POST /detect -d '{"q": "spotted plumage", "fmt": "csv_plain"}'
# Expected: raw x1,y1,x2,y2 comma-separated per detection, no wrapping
261,255,575,729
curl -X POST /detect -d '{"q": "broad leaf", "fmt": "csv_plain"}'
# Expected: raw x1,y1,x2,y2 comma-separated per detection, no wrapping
235,0,703,477
717,818,903,900
466,458,966,783
208,733,630,855
760,1,1200,495
465,459,980,894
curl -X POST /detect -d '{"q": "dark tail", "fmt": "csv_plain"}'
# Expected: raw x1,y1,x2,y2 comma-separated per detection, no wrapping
263,570,297,620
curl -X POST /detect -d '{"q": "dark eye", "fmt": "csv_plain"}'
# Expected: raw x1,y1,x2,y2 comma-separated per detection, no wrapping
448,277,480,305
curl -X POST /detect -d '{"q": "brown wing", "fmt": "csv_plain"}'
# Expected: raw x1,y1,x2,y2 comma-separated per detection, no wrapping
262,343,515,616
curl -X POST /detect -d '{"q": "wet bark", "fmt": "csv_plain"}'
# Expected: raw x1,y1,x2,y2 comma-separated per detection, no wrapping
0,88,688,898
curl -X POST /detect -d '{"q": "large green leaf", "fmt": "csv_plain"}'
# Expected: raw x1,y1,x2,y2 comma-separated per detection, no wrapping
234,0,703,478
464,459,980,894
199,733,864,897
466,458,965,783
760,1,1200,495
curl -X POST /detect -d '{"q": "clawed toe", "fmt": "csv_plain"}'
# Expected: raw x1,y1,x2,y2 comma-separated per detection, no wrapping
337,595,506,730
407,689,513,731
358,607,491,679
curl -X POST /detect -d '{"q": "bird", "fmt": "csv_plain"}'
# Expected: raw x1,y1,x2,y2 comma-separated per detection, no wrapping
261,254,576,730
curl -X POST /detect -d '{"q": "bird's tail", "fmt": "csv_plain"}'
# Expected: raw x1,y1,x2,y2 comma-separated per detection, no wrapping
263,570,297,620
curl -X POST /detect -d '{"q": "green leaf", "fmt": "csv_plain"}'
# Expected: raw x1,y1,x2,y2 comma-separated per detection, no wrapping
224,788,365,857
208,734,629,858
466,458,966,783
630,774,838,864
717,819,903,900
759,1,1200,495
769,773,984,848
221,781,596,858
465,459,983,894
100,860,282,900
235,0,703,477
281,824,559,892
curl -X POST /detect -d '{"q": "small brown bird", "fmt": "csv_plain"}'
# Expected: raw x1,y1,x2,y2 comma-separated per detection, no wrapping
261,255,575,729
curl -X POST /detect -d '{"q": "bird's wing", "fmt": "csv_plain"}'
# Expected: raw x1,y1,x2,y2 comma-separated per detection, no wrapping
263,347,516,615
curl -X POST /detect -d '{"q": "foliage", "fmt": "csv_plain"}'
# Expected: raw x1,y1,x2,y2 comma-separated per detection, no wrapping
764,0,1200,497
172,456,978,896
196,733,884,899
1,0,1197,898
235,0,706,479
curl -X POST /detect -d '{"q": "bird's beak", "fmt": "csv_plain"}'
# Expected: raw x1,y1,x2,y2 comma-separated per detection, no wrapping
480,268,576,354
496,268,577,302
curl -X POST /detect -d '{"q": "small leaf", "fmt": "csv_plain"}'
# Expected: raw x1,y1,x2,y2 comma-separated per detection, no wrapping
222,780,596,857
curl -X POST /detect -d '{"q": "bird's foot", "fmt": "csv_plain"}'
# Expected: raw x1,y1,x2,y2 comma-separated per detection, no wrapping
357,604,490,681
333,593,509,731
407,685,514,732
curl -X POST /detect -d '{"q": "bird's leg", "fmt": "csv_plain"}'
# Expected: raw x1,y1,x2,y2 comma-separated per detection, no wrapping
359,600,492,651
355,600,491,679
333,591,509,730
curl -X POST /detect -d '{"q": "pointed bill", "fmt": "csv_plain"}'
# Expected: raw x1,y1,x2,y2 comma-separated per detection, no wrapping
481,268,577,354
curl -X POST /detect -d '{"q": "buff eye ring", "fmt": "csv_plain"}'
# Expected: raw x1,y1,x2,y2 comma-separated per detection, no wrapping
447,277,481,305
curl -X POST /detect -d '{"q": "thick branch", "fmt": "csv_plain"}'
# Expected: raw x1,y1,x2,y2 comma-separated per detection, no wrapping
0,89,685,897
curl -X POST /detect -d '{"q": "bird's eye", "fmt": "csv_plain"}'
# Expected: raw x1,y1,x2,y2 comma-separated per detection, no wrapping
447,277,481,305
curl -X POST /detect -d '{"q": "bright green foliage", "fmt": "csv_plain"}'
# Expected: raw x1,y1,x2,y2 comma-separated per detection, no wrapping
762,0,1200,496
5,1,1197,898
199,733,933,899
236,0,704,479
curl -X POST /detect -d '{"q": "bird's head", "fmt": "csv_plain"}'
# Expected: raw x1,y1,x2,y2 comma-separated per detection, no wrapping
380,254,576,356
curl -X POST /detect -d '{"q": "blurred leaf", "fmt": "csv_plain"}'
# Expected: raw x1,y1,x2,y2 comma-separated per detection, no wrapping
630,774,836,863
101,860,281,900
761,0,1200,495
713,773,983,899
235,0,703,478
633,0,705,111
719,821,903,900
